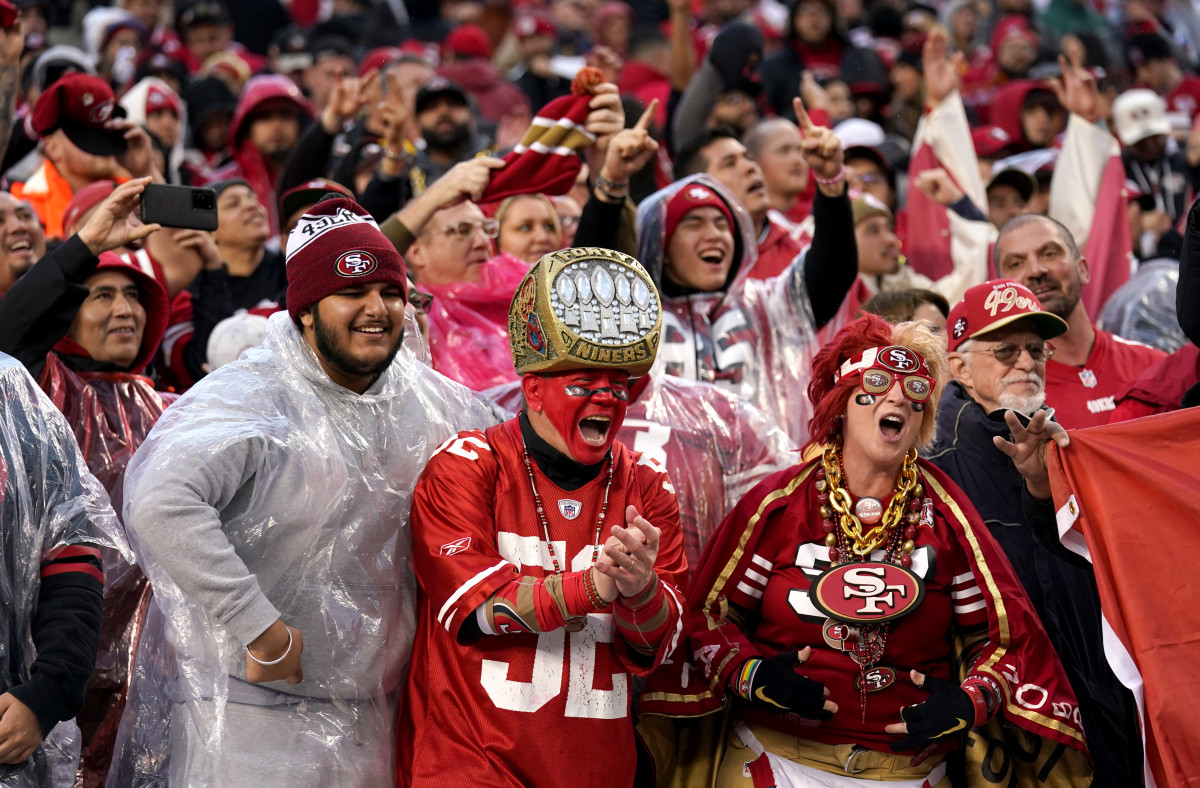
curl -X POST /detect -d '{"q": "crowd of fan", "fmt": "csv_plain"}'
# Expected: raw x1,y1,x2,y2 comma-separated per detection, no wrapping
1,0,1199,785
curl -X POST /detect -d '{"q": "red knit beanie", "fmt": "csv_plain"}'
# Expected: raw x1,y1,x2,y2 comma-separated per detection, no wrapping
284,197,407,322
663,183,735,247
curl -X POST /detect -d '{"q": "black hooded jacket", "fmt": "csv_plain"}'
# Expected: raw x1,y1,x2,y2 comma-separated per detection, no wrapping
927,380,1144,788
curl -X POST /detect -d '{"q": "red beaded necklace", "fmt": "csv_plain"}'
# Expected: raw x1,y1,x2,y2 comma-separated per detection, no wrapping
521,444,614,633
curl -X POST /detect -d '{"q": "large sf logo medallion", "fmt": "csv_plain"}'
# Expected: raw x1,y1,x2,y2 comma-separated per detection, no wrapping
808,562,925,624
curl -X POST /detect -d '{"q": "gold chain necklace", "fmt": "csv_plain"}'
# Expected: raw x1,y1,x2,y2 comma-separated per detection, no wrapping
820,443,919,559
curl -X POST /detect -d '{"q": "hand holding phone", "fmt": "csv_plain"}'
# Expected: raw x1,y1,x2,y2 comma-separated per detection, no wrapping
139,184,219,231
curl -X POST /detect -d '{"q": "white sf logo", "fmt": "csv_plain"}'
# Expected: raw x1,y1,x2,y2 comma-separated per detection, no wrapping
842,566,908,614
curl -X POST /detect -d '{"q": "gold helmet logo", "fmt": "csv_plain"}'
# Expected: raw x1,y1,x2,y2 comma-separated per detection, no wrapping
509,247,662,377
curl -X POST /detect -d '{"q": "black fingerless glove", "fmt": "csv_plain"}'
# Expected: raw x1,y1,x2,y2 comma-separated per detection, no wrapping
889,673,996,752
731,651,831,720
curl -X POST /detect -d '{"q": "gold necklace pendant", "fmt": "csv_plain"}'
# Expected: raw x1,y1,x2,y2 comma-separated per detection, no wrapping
821,444,918,558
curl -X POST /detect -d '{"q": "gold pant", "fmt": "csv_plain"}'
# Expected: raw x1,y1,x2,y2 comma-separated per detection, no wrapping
715,722,952,787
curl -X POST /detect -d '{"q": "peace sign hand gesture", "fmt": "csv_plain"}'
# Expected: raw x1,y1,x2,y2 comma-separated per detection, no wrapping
793,95,845,196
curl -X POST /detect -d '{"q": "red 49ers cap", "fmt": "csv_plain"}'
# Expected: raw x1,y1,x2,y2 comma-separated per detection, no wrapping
947,279,1068,352
31,73,128,156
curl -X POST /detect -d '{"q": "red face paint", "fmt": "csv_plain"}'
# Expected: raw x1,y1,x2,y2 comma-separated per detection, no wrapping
532,370,630,464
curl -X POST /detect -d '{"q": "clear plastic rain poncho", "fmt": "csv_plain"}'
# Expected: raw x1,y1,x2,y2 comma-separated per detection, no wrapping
0,353,122,788
635,175,821,444
37,354,176,787
1097,257,1188,353
110,312,495,787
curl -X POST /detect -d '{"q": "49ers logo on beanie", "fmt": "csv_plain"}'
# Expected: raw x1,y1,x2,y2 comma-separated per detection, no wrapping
663,179,736,246
284,198,407,322
336,251,378,277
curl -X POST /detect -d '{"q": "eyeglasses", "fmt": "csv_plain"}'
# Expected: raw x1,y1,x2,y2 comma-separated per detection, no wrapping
408,290,434,314
963,341,1055,365
557,214,579,230
848,172,885,186
430,219,499,240
861,369,933,403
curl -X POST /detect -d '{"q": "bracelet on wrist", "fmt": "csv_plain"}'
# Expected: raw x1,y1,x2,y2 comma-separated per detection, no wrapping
595,174,629,191
583,568,607,609
382,147,406,163
246,627,293,667
961,675,1001,726
813,166,845,186
734,657,761,701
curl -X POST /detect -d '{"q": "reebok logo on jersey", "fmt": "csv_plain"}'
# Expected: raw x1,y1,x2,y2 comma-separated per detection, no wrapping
440,537,472,556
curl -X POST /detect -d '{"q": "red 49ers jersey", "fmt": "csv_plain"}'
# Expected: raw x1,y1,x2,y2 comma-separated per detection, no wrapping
397,418,686,788
1044,328,1165,429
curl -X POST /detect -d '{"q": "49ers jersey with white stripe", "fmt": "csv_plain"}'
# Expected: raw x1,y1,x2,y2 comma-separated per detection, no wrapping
397,418,686,788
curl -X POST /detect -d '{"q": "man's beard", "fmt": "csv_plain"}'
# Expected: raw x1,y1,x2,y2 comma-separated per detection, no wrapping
1031,274,1082,319
311,308,403,383
422,120,472,153
997,372,1046,415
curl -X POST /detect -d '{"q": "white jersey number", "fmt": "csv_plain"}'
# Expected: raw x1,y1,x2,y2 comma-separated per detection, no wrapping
480,544,629,718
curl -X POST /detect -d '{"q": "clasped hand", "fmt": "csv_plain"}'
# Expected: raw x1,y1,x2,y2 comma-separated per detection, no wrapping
591,505,659,601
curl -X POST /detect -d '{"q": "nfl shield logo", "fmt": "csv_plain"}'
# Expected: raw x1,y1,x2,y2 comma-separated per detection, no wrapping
558,499,582,520
1079,369,1098,388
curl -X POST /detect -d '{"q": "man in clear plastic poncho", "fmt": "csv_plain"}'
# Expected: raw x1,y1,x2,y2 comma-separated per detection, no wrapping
0,353,117,788
634,122,856,443
120,197,495,787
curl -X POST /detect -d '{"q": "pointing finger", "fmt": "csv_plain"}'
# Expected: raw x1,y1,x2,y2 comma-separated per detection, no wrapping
793,95,815,134
635,99,658,131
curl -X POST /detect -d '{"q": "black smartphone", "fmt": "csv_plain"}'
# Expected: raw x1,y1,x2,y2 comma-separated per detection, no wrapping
139,184,219,231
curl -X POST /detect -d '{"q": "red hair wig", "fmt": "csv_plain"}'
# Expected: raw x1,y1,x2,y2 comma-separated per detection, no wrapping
806,314,895,446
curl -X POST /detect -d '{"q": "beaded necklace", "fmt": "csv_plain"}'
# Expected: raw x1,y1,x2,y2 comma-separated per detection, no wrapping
522,445,614,633
816,442,925,719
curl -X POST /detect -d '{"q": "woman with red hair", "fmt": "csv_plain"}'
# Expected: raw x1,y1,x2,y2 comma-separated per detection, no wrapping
638,315,1092,786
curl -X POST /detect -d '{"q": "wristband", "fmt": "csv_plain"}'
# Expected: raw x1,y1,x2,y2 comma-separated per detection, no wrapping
246,627,292,667
813,166,845,186
961,675,1001,726
734,657,761,701
583,568,606,609
382,148,406,162
594,174,629,192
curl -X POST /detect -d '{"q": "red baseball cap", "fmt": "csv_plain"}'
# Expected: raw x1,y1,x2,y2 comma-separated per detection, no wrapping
359,46,403,77
444,24,492,60
947,279,1068,352
972,125,1014,159
32,73,128,156
278,177,355,227
145,84,182,117
62,179,118,236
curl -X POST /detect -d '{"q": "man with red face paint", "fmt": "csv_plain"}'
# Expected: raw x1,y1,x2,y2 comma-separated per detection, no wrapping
397,247,688,788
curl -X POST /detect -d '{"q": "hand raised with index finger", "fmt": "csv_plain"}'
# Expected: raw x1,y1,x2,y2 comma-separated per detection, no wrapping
793,95,844,187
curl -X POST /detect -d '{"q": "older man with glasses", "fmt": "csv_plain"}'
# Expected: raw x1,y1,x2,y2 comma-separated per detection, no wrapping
926,279,1145,788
